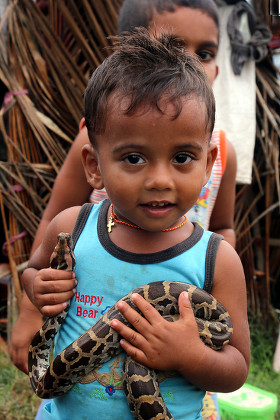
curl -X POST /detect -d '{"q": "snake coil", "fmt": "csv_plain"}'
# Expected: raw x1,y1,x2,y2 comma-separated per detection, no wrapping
28,232,233,420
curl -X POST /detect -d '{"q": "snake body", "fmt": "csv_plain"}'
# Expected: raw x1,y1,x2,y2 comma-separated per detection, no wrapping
29,232,233,419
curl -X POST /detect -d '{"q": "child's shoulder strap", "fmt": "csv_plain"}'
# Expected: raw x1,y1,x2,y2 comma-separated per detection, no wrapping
72,203,94,248
204,232,224,293
219,129,227,176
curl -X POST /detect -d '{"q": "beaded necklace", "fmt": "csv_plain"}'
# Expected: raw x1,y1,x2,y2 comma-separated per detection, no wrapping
107,204,187,233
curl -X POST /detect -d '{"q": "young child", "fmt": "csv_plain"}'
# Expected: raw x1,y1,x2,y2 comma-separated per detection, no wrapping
10,0,237,393
22,30,250,420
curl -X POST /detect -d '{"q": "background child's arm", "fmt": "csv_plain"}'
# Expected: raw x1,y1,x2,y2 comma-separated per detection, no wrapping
30,127,91,253
209,139,237,248
9,293,44,374
111,240,250,393
10,128,89,373
22,207,80,317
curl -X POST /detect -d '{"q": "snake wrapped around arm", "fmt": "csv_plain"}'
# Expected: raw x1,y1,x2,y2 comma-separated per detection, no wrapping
28,232,233,420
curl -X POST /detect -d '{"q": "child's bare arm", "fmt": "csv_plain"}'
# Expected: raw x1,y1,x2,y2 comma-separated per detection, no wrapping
111,241,250,392
31,127,91,254
9,293,43,374
10,126,90,371
22,208,80,317
209,140,237,248
10,126,90,373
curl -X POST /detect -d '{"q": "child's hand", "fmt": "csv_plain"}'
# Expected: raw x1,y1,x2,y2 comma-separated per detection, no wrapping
32,267,77,317
110,291,205,373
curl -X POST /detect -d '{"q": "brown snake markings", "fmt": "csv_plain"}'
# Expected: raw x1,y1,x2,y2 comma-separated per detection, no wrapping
28,232,233,420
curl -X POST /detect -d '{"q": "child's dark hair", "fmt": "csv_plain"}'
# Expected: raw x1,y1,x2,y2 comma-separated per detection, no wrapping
118,0,219,35
84,28,215,145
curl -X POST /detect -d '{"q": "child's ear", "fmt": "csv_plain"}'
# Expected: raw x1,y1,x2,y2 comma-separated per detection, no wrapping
79,117,86,131
214,64,219,80
82,144,104,190
204,143,218,186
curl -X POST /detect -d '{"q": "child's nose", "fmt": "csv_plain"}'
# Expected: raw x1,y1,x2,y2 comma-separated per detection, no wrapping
144,164,174,190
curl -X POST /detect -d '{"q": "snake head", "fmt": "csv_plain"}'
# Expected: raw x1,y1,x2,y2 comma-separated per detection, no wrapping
50,232,76,271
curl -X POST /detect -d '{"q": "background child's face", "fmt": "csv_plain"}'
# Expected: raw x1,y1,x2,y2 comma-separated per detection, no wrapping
91,96,216,232
148,7,218,85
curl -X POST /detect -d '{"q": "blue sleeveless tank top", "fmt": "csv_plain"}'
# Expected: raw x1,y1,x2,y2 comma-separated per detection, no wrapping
43,200,222,420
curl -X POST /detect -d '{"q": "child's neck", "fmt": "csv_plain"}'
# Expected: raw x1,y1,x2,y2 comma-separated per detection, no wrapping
107,217,194,254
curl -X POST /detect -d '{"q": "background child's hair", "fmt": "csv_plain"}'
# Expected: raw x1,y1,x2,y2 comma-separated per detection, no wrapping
118,0,219,35
84,28,215,145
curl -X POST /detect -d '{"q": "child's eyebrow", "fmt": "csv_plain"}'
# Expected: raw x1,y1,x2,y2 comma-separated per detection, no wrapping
112,143,146,153
113,143,204,153
198,41,218,50
188,41,218,50
177,37,218,51
174,143,203,152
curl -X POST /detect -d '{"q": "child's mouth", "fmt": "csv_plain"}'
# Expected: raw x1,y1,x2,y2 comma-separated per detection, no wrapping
140,202,174,217
148,202,171,207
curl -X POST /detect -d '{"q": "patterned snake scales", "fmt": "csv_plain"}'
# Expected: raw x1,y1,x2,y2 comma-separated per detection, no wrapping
29,232,233,420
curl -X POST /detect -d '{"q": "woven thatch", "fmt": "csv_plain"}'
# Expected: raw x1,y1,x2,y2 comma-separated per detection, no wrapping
0,0,279,320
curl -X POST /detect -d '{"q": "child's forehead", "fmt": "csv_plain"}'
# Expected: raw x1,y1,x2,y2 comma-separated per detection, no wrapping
103,92,210,138
107,91,206,118
149,6,219,45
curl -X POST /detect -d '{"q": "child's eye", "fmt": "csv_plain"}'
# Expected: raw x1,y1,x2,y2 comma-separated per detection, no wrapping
124,154,145,165
173,153,192,164
197,51,215,62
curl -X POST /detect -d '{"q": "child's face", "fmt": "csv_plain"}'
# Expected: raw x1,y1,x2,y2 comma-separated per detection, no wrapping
148,7,218,85
86,95,216,232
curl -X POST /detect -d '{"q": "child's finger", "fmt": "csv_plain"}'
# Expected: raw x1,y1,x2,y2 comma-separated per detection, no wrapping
110,319,148,361
115,301,150,336
116,295,159,335
36,279,77,294
178,291,197,325
111,319,142,345
37,290,76,307
41,268,76,281
41,302,70,318
129,293,162,325
119,338,147,365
